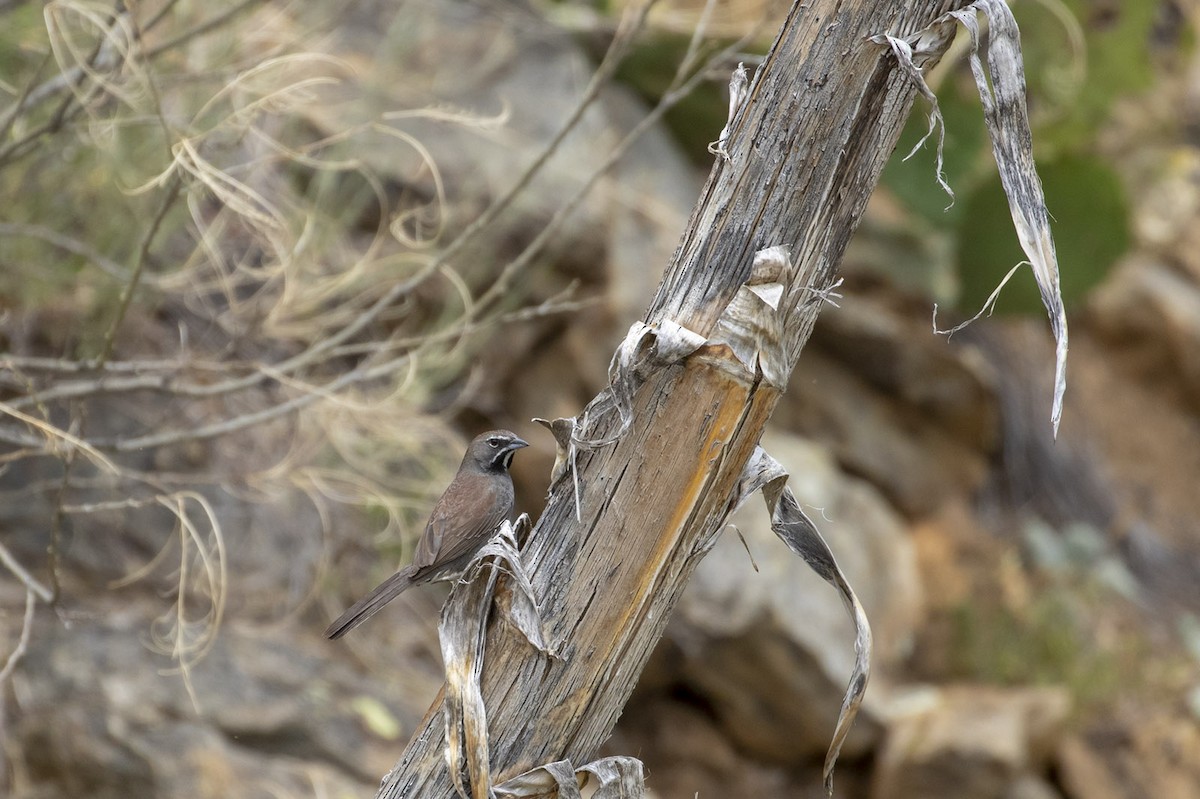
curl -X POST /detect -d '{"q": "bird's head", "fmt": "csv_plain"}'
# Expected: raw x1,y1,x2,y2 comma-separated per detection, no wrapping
468,429,528,473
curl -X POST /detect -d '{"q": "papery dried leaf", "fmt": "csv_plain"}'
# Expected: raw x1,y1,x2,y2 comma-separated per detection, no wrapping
571,321,707,519
709,246,790,387
868,33,955,201
533,417,575,486
578,321,707,447
653,319,708,363
709,61,749,160
439,517,555,799
732,447,873,796
439,556,492,799
480,518,557,658
877,0,1068,435
494,756,645,799
953,0,1068,435
579,755,645,799
494,759,583,799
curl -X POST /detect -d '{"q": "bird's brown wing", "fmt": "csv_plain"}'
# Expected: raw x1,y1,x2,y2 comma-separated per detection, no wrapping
411,471,510,573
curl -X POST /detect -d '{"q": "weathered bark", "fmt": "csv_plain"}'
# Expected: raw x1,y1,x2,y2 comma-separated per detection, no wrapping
380,1,968,796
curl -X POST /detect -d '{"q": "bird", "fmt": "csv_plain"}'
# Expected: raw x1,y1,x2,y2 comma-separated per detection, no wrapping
325,429,529,639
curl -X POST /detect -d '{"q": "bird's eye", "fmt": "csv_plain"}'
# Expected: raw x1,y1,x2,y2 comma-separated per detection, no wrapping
488,437,502,448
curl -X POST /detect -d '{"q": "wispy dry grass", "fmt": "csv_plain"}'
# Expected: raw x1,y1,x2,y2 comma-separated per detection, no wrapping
0,0,770,727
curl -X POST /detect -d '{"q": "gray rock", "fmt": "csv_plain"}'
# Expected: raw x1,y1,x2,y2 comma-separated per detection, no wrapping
8,608,435,798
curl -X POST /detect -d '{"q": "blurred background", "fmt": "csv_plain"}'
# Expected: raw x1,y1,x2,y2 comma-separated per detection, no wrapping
1,0,1198,797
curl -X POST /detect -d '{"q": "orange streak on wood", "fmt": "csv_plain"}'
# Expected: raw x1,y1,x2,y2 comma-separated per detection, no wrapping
646,369,748,581
602,356,756,667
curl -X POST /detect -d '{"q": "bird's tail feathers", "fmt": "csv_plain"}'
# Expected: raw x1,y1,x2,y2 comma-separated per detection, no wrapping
324,565,418,639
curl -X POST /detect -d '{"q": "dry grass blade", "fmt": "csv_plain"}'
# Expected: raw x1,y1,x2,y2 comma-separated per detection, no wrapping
0,401,118,472
0,589,37,684
0,222,128,279
474,13,771,315
0,541,53,603
146,491,227,710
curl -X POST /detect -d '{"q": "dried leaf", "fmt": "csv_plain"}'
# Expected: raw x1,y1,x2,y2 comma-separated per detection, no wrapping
533,416,575,486
869,33,955,202
731,447,873,796
575,321,706,452
708,61,749,160
952,0,1068,435
439,516,554,799
494,759,583,799
709,246,790,387
876,0,1069,435
494,756,645,799
570,321,707,519
579,756,646,798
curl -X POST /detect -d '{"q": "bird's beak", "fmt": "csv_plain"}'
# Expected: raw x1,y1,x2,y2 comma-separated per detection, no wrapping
510,437,529,451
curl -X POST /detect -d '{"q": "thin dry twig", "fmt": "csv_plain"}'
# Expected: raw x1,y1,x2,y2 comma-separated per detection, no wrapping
428,0,659,274
0,0,771,712
98,176,184,365
0,589,37,685
0,540,53,603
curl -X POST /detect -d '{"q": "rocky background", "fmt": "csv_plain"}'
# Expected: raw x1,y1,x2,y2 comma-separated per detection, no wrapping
2,1,1199,798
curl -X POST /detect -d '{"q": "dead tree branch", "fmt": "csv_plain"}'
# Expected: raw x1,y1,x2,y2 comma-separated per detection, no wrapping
380,1,976,796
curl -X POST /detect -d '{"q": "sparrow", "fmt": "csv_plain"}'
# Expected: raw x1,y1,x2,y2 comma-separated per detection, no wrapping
325,429,529,639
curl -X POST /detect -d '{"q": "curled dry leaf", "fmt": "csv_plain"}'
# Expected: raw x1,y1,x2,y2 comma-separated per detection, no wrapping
708,61,749,160
494,755,645,799
532,416,575,486
729,447,874,796
568,321,707,519
874,0,1069,436
438,515,556,799
709,245,791,387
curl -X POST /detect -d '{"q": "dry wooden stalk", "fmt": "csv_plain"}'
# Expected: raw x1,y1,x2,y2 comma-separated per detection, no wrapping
380,1,978,796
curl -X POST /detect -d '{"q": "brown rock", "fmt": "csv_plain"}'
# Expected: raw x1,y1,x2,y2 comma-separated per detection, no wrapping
812,293,1001,449
1087,255,1200,408
871,685,1070,799
1006,775,1066,799
766,287,1000,518
1058,712,1200,799
910,500,995,612
606,699,840,799
1132,148,1200,280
